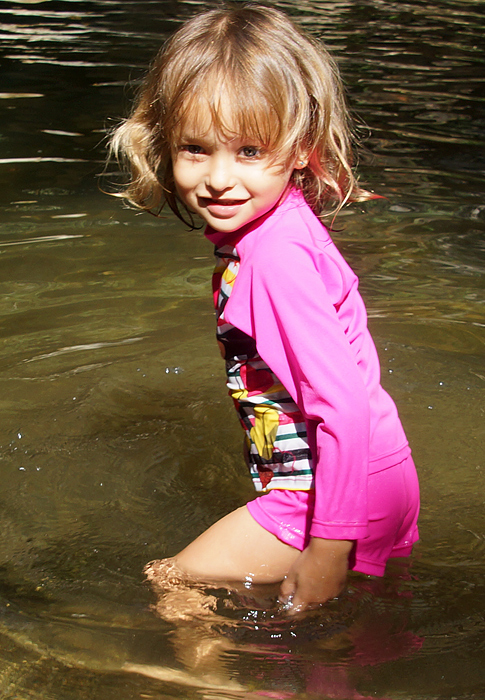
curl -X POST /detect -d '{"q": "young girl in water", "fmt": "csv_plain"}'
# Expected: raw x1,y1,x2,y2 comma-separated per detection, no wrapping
111,3,419,614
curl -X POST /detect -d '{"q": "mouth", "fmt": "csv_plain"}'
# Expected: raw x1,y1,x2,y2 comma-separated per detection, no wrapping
199,197,249,218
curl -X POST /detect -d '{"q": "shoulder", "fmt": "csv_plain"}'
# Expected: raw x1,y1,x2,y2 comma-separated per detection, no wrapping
239,190,331,268
238,191,359,306
265,189,330,245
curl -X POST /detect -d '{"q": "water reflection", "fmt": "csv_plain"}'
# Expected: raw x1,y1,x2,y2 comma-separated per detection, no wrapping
0,0,484,698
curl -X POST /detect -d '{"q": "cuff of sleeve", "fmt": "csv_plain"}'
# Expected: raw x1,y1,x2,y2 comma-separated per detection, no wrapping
310,520,368,540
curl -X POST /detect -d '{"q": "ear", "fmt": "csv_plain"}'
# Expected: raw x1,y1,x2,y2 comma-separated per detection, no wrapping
293,153,309,170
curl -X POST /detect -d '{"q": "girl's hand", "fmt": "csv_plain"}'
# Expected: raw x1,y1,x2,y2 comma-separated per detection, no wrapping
278,537,353,614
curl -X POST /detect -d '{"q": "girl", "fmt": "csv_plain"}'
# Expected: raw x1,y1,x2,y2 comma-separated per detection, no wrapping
110,3,420,614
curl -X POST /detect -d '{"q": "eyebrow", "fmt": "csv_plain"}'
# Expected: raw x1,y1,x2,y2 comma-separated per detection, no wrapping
177,131,200,140
177,130,212,143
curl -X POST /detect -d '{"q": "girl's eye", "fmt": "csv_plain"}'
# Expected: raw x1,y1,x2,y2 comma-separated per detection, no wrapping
180,144,204,155
240,146,261,158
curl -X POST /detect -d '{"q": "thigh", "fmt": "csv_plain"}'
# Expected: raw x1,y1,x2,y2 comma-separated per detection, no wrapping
174,505,301,584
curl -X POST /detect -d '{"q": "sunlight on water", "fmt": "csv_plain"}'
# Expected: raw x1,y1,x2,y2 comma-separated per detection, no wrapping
0,1,483,698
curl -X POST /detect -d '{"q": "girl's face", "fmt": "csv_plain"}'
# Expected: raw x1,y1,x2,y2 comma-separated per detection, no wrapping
172,107,304,232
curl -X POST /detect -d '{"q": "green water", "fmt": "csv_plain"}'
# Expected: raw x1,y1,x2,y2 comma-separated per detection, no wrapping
0,1,484,698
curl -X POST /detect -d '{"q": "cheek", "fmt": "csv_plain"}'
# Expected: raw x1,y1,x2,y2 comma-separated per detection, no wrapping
259,173,294,202
172,156,193,185
171,167,190,205
172,160,184,189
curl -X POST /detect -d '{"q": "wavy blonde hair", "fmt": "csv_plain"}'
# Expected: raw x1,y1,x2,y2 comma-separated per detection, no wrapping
109,3,373,224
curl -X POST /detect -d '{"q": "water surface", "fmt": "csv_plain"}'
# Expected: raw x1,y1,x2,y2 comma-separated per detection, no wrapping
0,1,484,698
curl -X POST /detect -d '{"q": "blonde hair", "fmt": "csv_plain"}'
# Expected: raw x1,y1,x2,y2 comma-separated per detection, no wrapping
109,3,372,224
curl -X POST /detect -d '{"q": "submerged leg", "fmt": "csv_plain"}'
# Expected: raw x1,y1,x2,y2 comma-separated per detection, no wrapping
141,558,241,689
143,506,301,692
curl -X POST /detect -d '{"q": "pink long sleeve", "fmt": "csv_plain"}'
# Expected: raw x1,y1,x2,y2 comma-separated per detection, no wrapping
206,190,409,540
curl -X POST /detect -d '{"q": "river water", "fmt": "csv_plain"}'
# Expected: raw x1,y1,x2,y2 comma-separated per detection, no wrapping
0,1,484,698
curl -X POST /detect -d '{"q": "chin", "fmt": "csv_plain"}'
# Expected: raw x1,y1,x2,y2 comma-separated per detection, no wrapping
201,216,245,232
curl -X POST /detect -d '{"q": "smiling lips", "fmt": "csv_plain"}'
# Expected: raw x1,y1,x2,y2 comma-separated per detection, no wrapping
200,196,249,218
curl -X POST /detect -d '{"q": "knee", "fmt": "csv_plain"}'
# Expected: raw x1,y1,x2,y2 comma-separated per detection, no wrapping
144,557,191,590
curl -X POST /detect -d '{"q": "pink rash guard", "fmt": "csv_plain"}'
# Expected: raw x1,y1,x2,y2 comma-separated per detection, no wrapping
205,189,411,542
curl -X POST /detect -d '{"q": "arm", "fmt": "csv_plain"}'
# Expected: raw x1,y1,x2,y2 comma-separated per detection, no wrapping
225,205,372,551
231,233,371,539
279,537,353,614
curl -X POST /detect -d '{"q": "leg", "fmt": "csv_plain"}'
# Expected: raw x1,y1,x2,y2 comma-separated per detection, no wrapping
144,504,300,622
142,507,300,692
173,504,301,584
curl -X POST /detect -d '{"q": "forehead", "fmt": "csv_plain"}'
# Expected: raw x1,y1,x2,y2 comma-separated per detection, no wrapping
177,98,222,137
173,85,280,146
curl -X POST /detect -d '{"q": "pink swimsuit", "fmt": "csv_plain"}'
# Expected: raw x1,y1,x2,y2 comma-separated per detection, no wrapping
206,189,419,576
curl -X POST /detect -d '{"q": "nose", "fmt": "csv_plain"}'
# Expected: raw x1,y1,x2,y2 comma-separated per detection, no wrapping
205,152,235,193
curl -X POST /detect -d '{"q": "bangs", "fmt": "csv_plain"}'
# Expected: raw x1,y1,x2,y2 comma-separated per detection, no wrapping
168,65,305,159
